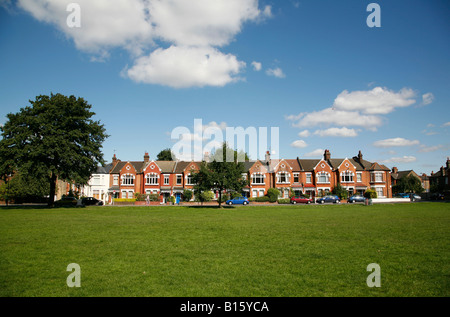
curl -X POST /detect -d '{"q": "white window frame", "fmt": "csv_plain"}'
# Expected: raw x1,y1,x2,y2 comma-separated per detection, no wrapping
340,171,354,183
306,173,312,184
163,174,170,185
121,174,135,185
176,174,183,185
251,173,265,185
113,175,119,186
293,173,299,183
145,173,159,185
316,172,330,184
186,174,195,185
276,172,290,184
356,172,362,183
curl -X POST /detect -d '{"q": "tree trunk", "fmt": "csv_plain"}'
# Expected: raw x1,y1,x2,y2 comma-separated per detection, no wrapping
48,172,57,207
218,189,222,208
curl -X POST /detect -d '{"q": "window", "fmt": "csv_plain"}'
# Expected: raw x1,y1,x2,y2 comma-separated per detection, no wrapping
121,174,134,185
371,172,383,182
252,190,258,198
176,174,182,185
113,175,119,186
242,173,248,180
375,187,383,198
277,172,290,184
128,191,134,199
356,172,362,183
316,172,330,183
164,174,170,185
259,189,265,197
252,173,265,184
93,190,99,199
92,175,100,185
186,174,195,185
293,173,299,183
341,171,354,183
306,173,312,183
145,173,159,185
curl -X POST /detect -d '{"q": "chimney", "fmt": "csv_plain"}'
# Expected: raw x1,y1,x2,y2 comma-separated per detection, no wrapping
324,149,331,161
446,157,450,169
358,150,363,161
144,152,149,163
392,167,398,174
112,154,117,164
265,151,271,164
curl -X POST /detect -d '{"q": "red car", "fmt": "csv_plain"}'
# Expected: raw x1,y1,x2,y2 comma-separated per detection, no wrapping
290,196,313,204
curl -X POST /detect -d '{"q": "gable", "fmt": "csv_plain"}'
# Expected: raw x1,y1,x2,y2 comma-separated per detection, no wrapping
337,158,356,172
121,161,137,174
143,160,162,174
313,159,332,172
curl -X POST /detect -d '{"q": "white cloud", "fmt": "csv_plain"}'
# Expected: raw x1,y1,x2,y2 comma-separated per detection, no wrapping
291,107,382,131
266,67,285,78
333,87,417,114
442,122,450,127
126,46,245,88
421,93,434,105
298,130,310,138
17,0,271,88
303,149,324,158
418,145,444,153
251,61,262,71
291,140,308,148
313,127,358,137
373,138,420,148
381,156,417,164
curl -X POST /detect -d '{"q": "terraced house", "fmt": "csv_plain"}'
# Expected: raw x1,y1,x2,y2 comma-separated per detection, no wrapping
91,149,392,204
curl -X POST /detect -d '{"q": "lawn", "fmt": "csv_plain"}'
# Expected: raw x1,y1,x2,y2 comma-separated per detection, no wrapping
0,202,449,297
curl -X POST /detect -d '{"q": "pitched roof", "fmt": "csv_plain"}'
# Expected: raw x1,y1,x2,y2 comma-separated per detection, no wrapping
155,161,177,173
110,161,145,174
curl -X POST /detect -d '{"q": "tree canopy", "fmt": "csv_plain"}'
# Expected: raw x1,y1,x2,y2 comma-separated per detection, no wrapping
192,143,248,207
156,148,176,161
393,174,424,194
0,93,108,206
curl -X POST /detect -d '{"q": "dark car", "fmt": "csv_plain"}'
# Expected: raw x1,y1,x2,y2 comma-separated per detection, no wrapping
316,195,340,204
54,196,78,207
226,197,249,205
348,195,365,203
290,196,313,204
394,193,410,198
429,193,444,200
81,197,103,206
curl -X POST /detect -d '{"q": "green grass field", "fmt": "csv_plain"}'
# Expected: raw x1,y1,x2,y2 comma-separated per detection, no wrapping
0,202,449,297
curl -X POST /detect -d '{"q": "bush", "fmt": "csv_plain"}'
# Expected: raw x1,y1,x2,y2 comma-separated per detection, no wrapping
183,189,193,202
113,198,136,203
277,198,291,204
332,184,348,200
364,189,377,199
267,188,280,202
135,193,159,201
249,196,270,202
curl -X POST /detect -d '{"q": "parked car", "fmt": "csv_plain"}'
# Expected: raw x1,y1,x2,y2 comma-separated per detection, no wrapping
54,196,78,207
394,193,410,198
348,195,365,203
429,193,444,200
290,196,313,204
316,195,340,204
226,197,249,205
81,197,103,206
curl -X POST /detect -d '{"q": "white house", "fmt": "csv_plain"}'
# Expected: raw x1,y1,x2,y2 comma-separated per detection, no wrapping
80,163,113,204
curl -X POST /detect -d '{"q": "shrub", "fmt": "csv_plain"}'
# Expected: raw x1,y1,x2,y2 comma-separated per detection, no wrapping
135,193,159,201
249,196,270,202
364,189,377,199
113,198,136,203
183,189,193,202
332,184,349,200
277,198,291,204
267,188,280,202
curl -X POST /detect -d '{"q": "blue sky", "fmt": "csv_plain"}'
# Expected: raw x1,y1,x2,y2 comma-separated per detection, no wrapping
0,0,449,175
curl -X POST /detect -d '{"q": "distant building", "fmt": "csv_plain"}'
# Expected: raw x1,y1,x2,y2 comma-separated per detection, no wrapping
429,158,450,193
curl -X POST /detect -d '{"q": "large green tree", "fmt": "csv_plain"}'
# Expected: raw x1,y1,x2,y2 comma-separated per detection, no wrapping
156,148,176,161
0,93,108,206
393,174,424,194
192,143,248,208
